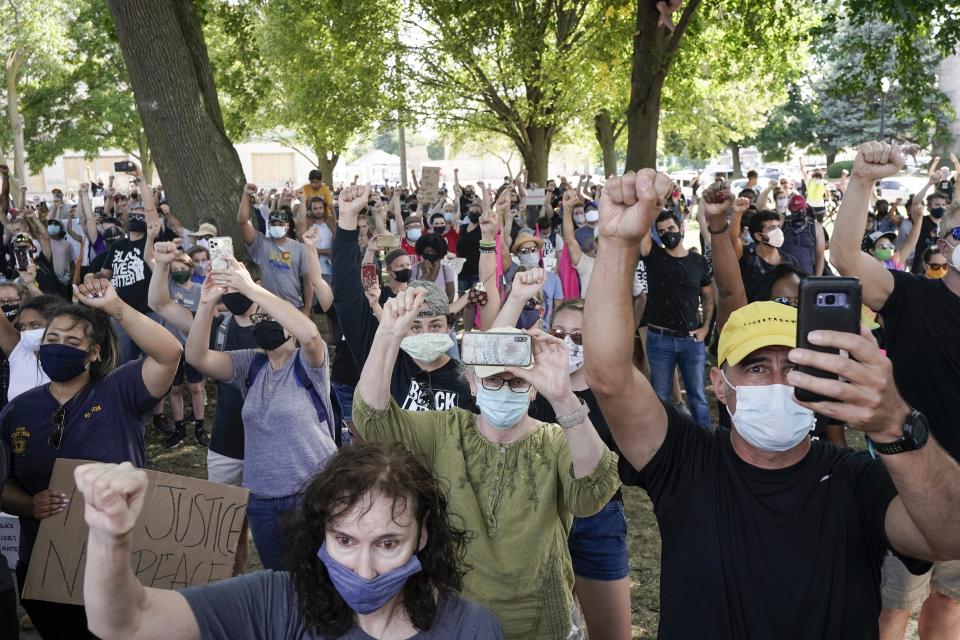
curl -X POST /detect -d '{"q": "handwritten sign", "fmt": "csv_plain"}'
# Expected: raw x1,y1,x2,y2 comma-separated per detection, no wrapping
0,513,19,567
23,459,249,605
526,188,546,207
420,167,441,204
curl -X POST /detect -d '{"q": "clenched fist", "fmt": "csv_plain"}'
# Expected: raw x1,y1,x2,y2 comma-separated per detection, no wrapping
598,170,673,246
851,141,904,182
338,184,371,221
75,462,148,540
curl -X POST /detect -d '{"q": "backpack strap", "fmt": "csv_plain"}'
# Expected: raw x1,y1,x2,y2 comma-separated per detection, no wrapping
291,351,340,447
214,313,233,352
245,352,270,391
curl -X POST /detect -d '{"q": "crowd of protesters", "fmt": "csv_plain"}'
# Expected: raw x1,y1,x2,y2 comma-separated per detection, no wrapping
0,137,957,640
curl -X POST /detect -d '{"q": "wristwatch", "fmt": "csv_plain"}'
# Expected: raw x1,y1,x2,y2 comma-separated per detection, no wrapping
556,399,590,429
866,409,929,456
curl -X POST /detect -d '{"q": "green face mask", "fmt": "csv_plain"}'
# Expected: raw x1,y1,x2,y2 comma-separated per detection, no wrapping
171,270,191,284
874,247,894,261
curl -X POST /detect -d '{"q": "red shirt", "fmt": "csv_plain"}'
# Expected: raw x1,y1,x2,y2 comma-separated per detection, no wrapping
443,228,460,255
400,238,417,256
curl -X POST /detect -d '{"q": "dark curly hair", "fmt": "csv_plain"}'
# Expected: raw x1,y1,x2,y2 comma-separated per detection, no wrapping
284,442,471,637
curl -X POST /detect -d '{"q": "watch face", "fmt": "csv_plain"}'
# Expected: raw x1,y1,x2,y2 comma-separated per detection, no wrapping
906,411,929,449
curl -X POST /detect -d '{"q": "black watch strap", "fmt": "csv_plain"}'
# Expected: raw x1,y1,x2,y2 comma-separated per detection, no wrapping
867,409,928,456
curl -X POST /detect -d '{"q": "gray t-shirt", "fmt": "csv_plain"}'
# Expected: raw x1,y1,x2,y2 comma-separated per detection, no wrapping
247,233,310,309
228,347,337,497
181,570,505,640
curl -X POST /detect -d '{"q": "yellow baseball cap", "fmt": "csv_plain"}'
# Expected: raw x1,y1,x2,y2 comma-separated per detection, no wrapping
718,301,797,366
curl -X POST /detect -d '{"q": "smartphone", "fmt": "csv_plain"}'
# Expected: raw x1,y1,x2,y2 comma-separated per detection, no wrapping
13,246,31,272
461,332,533,368
207,236,235,284
795,277,862,403
361,263,378,289
114,160,136,172
378,235,400,250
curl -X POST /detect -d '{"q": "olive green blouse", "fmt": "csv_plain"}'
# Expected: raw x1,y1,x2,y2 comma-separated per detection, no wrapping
353,392,621,640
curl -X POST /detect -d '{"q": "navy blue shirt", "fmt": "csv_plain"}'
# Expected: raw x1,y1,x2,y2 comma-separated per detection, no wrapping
0,359,159,565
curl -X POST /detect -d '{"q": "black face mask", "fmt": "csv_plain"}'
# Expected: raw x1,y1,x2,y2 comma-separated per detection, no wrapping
128,218,146,232
421,253,441,263
468,212,481,224
1,304,18,320
661,231,682,250
392,268,412,283
930,207,946,219
252,320,289,351
222,292,253,315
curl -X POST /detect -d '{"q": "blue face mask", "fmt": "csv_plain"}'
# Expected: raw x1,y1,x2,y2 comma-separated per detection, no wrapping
406,228,422,242
316,542,422,614
38,344,90,382
476,385,530,429
268,225,287,239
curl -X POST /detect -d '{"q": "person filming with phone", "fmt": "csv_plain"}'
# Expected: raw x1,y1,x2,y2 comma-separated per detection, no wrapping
353,286,620,640
585,168,960,639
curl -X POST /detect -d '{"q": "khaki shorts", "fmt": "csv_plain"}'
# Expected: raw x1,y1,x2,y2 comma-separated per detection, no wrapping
881,552,960,610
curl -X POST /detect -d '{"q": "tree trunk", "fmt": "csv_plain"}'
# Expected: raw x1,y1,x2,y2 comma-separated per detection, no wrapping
825,151,837,167
5,48,27,189
313,146,339,186
106,0,245,238
520,126,551,187
729,142,742,179
398,121,408,188
625,0,702,171
594,111,619,178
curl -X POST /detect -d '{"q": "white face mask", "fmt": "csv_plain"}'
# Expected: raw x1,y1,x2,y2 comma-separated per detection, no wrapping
565,335,584,374
722,371,814,452
197,238,210,250
948,240,960,272
573,213,586,226
400,332,453,363
269,225,287,239
585,210,599,223
518,253,540,268
764,227,785,248
776,198,789,210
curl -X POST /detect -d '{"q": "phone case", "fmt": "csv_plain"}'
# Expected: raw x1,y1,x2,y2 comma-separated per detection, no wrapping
361,264,378,289
461,332,532,367
207,236,234,270
795,277,862,403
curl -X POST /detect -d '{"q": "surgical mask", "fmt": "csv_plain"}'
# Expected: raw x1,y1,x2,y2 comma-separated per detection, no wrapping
948,241,960,272
400,332,453,362
661,231,682,250
776,198,789,210
252,320,289,351
930,207,945,219
763,227,785,248
406,228,422,242
573,213,586,226
222,292,253,315
476,385,530,429
722,372,814,452
317,542,422,615
392,268,411,283
565,336,584,374
268,225,287,239
874,247,893,261
585,210,599,223
1,303,18,320
171,270,191,284
443,212,453,222
518,253,540,268
47,224,61,236
38,343,91,382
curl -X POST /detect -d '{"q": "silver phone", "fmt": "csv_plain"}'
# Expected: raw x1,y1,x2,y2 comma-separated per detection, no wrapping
461,332,532,368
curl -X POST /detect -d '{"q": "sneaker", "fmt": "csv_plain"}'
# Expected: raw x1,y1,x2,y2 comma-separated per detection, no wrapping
153,415,175,436
194,423,210,447
20,614,33,630
164,426,188,449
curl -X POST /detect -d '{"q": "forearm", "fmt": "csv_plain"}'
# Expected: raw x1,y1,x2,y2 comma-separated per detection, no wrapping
184,302,217,371
709,223,747,328
357,329,401,410
1,482,32,517
476,245,500,330
112,301,181,364
550,394,606,478
831,178,873,271
245,283,320,345
492,292,527,328
84,531,150,639
147,262,173,311
584,243,640,390
700,291,715,327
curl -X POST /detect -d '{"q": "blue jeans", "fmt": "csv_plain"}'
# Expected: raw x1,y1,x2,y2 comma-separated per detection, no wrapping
246,493,301,571
646,330,711,428
568,500,629,581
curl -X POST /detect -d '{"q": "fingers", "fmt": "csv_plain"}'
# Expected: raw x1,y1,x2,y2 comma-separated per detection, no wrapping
33,488,70,518
606,176,624,205
653,172,674,203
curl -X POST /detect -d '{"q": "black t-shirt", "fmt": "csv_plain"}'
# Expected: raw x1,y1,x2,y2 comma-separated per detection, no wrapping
529,388,622,502
739,245,801,302
880,270,960,460
641,243,712,332
208,315,255,459
103,236,152,312
910,216,940,274
457,224,482,278
327,306,360,387
623,406,922,639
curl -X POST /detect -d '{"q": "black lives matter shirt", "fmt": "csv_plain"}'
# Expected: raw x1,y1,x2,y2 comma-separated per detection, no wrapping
331,227,474,413
880,270,960,461
103,236,152,312
622,405,923,639
641,243,712,333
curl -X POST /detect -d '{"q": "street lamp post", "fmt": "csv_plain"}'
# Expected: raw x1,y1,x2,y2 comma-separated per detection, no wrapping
879,77,891,140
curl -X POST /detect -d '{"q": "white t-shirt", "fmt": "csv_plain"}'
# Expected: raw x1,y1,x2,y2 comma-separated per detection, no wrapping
309,222,334,275
7,329,49,401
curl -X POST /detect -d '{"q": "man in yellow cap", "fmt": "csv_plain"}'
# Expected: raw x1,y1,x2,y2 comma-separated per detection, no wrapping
584,168,960,639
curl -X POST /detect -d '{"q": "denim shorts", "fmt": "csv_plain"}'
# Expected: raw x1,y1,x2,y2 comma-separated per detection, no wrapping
331,381,355,422
568,499,630,581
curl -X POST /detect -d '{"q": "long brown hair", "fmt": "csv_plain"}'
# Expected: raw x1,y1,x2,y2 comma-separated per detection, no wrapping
285,442,471,636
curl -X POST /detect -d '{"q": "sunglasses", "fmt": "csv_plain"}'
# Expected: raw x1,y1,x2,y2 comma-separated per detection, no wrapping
928,264,949,272
249,313,275,325
549,328,583,345
946,227,960,241
517,247,539,255
49,405,66,449
481,377,531,393
773,296,799,308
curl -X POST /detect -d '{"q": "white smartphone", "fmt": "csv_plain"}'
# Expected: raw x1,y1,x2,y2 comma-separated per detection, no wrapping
461,332,532,368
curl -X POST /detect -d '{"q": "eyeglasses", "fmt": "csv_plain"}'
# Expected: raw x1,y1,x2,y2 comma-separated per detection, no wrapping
517,247,539,255
481,377,531,393
773,296,799,308
549,328,583,345
249,313,274,325
49,405,65,449
928,264,949,272
0,298,20,305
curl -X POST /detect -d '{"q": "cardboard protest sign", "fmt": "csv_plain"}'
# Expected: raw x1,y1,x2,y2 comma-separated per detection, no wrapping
23,459,249,605
420,167,441,203
526,188,546,207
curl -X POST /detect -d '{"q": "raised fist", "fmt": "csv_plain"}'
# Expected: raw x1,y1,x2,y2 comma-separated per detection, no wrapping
75,462,148,540
338,184,371,220
598,170,672,246
244,183,257,195
851,141,904,182
153,241,177,264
